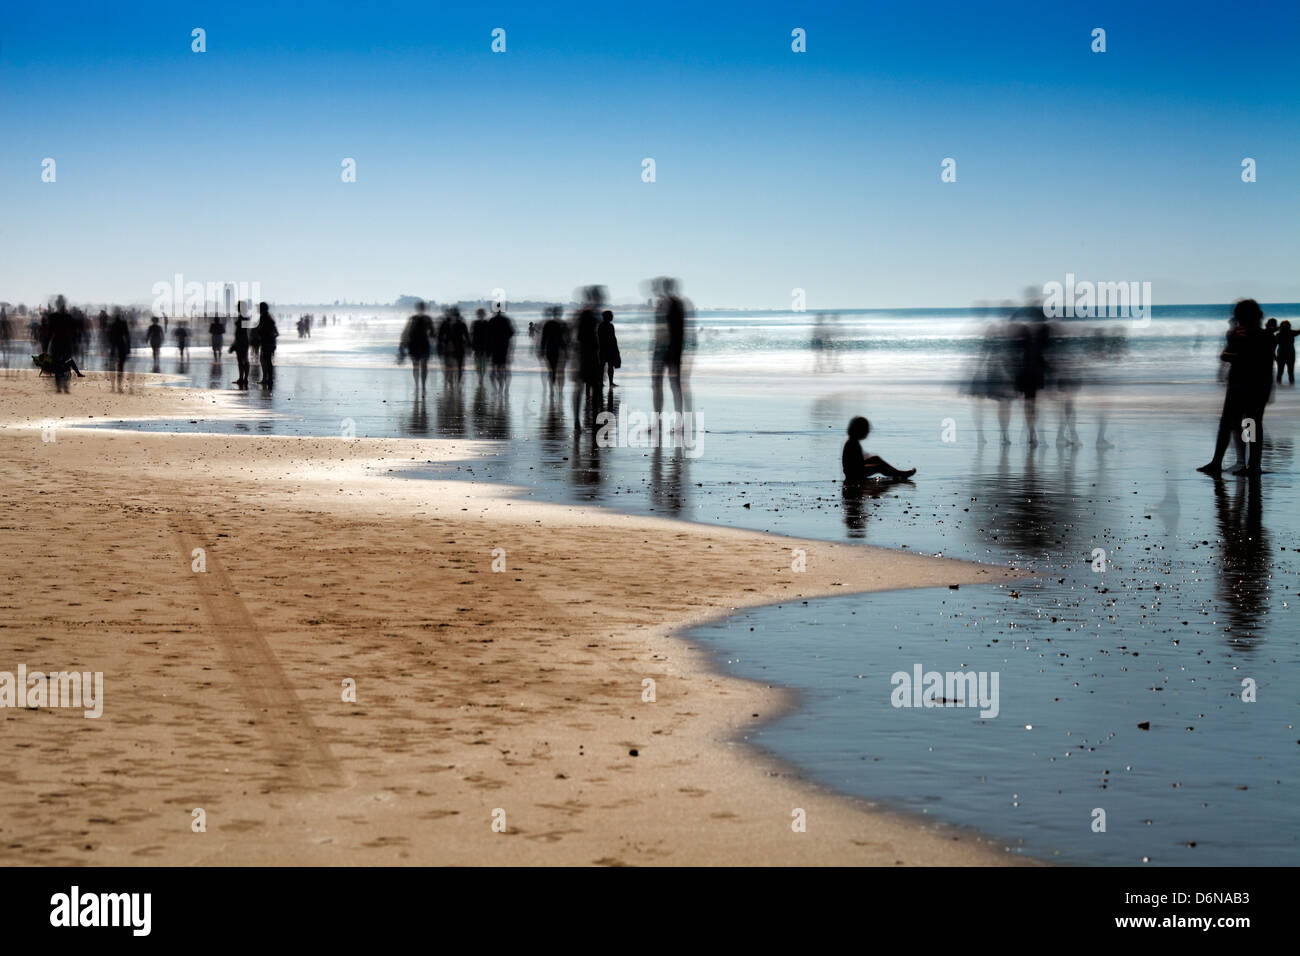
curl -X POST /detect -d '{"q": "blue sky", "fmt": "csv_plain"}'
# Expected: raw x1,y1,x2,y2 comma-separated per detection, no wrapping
2,0,1297,308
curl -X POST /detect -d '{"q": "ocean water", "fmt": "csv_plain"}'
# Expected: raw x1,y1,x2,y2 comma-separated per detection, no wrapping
68,304,1300,865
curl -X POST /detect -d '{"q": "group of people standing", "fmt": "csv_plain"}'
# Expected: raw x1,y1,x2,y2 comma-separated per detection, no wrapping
1198,299,1285,477
526,278,690,432
962,302,1128,446
531,285,621,428
399,302,515,394
108,302,280,389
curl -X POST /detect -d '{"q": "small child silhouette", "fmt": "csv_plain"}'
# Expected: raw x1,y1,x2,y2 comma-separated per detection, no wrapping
842,416,916,481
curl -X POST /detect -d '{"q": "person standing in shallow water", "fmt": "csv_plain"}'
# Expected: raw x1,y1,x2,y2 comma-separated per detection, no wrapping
209,315,225,361
598,309,621,389
145,316,165,372
1199,299,1274,477
229,303,251,388
108,308,130,391
256,302,279,390
399,301,434,394
1275,319,1297,385
842,416,915,482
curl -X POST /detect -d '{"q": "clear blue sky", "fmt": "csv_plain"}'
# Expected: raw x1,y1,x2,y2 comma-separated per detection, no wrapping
2,0,1297,308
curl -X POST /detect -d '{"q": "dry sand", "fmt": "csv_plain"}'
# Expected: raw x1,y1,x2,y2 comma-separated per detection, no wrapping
0,370,1027,865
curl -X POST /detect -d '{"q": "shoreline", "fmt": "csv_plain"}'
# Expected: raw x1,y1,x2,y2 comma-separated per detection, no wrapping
1,371,1030,865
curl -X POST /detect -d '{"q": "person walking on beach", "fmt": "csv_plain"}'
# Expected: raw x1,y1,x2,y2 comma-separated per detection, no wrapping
598,309,621,389
842,416,916,483
470,308,491,382
145,316,164,371
46,296,84,391
1198,299,1274,477
0,306,11,369
651,277,689,428
174,323,190,363
256,302,279,390
399,300,435,394
1275,319,1297,385
1012,306,1050,445
437,307,469,385
209,315,225,361
571,286,604,429
229,303,251,388
108,308,130,391
488,305,515,392
539,306,569,390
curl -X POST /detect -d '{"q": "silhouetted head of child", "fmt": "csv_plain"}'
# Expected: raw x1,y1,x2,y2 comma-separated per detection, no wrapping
1233,299,1263,329
847,416,870,441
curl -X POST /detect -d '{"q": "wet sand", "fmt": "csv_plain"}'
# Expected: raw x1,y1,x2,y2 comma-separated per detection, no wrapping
0,371,1024,865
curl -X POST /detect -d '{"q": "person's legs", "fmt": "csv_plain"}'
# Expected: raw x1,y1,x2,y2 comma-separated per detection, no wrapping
862,456,916,480
1236,405,1265,475
651,350,666,418
1200,399,1239,473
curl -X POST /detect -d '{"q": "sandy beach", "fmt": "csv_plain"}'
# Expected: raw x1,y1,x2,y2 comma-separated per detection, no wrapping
0,370,1026,865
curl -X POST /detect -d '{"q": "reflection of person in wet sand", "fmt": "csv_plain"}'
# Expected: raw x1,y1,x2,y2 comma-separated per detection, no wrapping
841,417,915,482
1211,476,1270,639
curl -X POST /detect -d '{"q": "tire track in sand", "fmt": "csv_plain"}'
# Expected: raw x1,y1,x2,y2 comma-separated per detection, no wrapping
172,519,346,791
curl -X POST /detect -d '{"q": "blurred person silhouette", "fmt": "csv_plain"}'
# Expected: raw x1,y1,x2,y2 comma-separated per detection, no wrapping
539,306,569,390
145,316,164,372
962,307,1018,444
0,306,10,369
1198,299,1274,477
471,308,491,381
399,300,435,394
209,314,225,361
811,312,843,372
571,287,604,430
438,306,469,385
95,308,111,356
174,322,190,364
229,303,251,388
1083,325,1128,448
256,302,279,390
651,277,690,429
46,296,83,391
598,309,621,389
842,416,915,483
1275,319,1297,385
108,308,131,391
488,303,515,392
1012,301,1050,445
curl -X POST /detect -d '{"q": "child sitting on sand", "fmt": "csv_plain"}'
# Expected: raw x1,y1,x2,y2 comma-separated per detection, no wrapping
842,416,916,481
